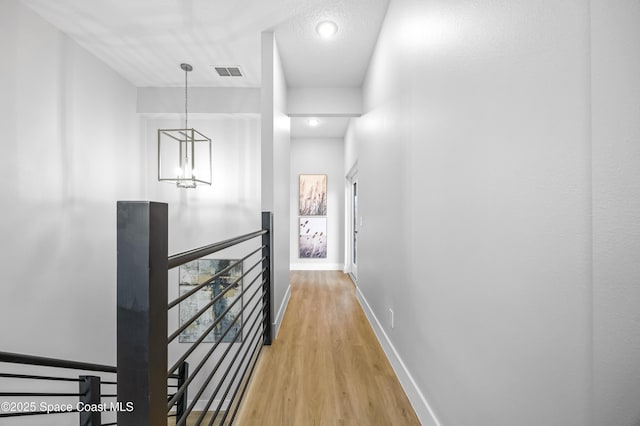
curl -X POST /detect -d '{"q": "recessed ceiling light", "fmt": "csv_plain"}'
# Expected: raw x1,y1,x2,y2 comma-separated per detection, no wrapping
308,118,320,127
316,21,338,38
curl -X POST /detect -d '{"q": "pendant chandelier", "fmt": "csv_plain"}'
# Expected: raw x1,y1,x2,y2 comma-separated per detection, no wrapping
157,63,212,188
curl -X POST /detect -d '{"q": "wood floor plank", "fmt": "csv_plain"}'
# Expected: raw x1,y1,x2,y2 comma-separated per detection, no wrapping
234,271,420,426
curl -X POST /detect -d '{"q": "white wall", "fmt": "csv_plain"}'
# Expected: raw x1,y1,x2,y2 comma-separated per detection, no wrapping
137,87,260,114
591,0,640,424
348,0,592,425
0,0,143,366
261,32,291,337
344,122,358,176
290,138,345,270
287,88,362,117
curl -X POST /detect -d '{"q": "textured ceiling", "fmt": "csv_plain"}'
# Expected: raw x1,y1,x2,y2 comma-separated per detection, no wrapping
22,0,389,89
274,0,390,87
21,0,389,137
21,0,325,87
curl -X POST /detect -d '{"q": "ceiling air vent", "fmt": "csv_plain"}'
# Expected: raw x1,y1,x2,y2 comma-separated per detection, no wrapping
213,66,243,77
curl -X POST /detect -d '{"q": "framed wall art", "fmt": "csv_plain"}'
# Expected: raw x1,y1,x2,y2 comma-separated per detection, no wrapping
178,259,243,343
299,217,327,258
299,174,327,216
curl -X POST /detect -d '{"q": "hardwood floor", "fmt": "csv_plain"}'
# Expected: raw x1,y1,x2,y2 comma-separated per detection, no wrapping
233,270,420,426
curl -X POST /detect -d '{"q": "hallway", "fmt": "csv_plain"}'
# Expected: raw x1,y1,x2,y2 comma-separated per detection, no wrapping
235,271,420,425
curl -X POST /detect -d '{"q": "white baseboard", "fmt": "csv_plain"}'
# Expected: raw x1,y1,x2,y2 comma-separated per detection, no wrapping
356,287,441,426
290,263,344,271
273,284,291,339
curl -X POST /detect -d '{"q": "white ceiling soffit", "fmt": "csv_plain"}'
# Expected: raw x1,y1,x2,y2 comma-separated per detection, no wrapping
21,0,332,87
274,0,390,88
291,117,351,139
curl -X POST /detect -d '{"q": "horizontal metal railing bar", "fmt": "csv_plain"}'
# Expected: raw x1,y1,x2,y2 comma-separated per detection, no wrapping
168,255,263,339
0,410,79,418
228,341,265,425
196,314,265,426
168,256,264,342
218,326,265,426
167,271,265,376
0,392,82,397
177,292,265,420
167,294,262,410
167,279,265,410
168,303,256,411
167,272,264,376
168,230,266,270
179,298,265,426
0,351,116,373
0,372,80,382
168,246,264,310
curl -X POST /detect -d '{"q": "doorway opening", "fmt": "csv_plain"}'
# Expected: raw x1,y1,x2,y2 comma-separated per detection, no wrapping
346,165,358,283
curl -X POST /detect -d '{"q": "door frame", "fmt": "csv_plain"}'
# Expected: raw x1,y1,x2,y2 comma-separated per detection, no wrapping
345,162,358,283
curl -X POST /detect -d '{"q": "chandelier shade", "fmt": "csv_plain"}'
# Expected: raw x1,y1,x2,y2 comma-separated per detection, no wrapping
157,63,212,189
157,128,212,188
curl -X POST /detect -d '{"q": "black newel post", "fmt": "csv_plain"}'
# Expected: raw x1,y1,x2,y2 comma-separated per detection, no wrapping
175,361,189,423
117,201,168,425
79,375,101,426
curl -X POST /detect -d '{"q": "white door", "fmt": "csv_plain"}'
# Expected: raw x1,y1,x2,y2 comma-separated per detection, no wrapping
351,176,359,282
